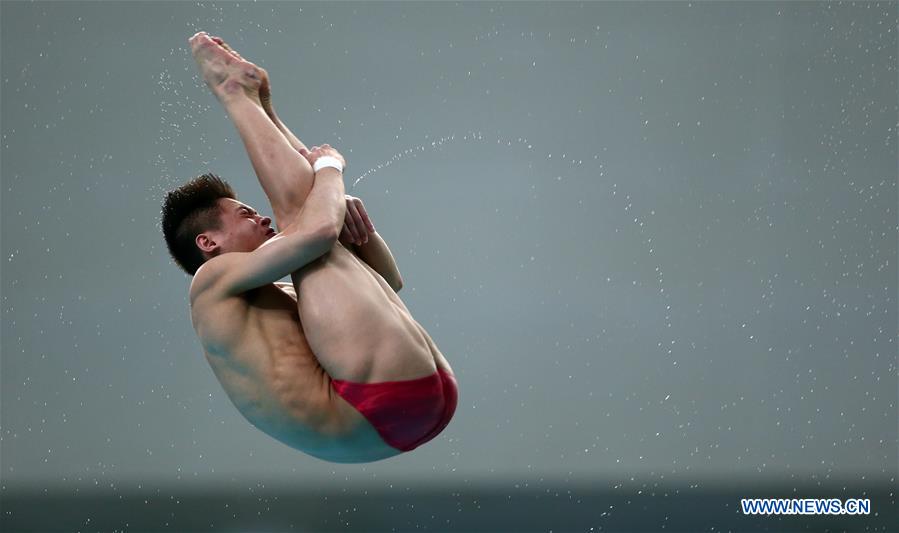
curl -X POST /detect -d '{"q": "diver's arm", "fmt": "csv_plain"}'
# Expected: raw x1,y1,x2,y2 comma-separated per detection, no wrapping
194,166,345,297
338,195,403,292
347,231,403,292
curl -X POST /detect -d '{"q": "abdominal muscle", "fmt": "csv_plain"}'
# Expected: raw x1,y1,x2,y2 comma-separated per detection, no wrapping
199,242,449,462
211,359,402,463
200,287,402,463
291,242,442,384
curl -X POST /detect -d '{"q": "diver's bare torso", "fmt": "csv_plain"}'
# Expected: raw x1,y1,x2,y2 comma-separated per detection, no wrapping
190,241,452,463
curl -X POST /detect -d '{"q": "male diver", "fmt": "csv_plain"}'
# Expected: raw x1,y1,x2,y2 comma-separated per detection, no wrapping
160,32,457,463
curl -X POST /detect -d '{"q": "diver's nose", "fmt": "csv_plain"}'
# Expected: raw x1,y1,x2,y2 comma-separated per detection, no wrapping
260,216,272,227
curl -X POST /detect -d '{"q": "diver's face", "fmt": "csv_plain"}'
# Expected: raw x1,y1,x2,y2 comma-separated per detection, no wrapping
213,198,276,253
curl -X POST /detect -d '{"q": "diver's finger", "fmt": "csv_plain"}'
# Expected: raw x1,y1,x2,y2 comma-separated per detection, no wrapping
339,224,355,245
345,199,366,244
353,198,375,233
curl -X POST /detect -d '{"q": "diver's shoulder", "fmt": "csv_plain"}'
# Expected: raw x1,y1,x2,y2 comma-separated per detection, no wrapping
188,256,252,348
189,254,233,303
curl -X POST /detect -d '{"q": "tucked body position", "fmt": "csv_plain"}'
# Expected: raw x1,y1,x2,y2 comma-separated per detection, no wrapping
160,32,457,463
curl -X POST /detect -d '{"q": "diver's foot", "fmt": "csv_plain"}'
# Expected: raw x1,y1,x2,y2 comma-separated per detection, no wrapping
188,31,269,104
212,35,272,110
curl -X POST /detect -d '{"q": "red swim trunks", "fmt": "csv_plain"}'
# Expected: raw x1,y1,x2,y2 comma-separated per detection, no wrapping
330,367,458,452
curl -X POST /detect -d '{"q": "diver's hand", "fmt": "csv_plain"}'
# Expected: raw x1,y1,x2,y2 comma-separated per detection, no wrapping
298,144,346,172
339,195,375,246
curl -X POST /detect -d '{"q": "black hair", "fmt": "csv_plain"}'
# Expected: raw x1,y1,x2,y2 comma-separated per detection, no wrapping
161,173,237,275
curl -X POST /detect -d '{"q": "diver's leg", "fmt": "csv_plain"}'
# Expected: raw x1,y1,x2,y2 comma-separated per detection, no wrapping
221,94,314,231
262,100,310,155
203,35,314,186
189,32,312,229
199,33,301,151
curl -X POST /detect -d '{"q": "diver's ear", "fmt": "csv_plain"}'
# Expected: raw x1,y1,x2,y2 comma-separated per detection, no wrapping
195,233,218,254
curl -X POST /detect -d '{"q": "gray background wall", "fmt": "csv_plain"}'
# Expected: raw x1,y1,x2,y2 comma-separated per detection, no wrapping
2,1,896,530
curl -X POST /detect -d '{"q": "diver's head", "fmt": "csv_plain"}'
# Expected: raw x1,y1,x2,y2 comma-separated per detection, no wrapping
161,173,275,275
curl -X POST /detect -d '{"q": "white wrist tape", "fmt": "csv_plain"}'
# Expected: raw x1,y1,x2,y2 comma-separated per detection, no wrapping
313,155,344,173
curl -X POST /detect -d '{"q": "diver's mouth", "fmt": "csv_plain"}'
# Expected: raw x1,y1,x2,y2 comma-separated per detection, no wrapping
266,228,276,236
